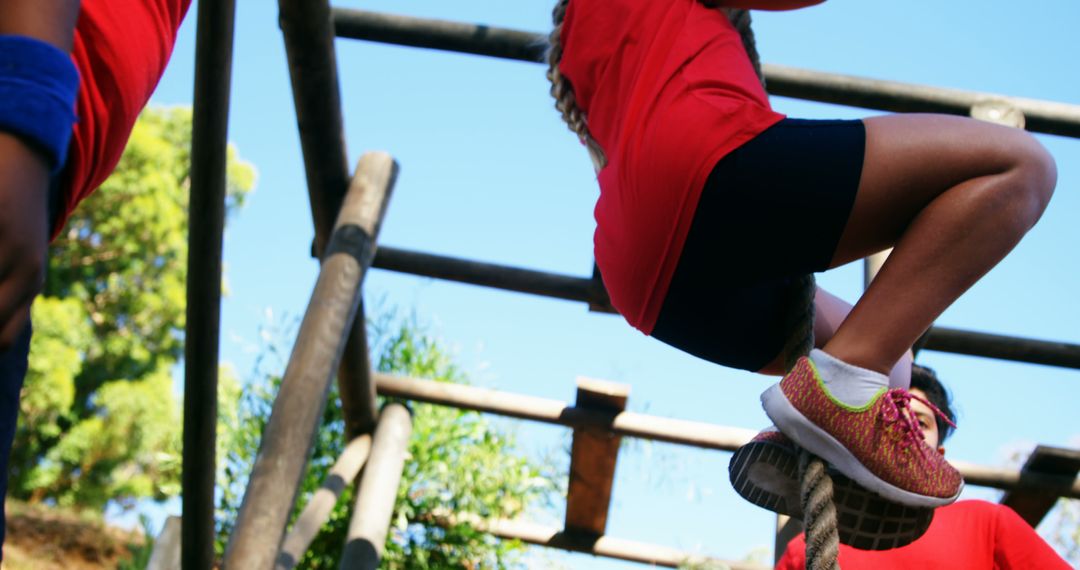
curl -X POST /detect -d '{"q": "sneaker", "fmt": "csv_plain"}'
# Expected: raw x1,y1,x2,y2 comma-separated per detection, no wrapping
761,356,963,508
729,427,935,550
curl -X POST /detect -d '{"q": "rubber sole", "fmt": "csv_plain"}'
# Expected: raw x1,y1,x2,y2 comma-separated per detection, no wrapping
729,435,935,550
761,384,962,509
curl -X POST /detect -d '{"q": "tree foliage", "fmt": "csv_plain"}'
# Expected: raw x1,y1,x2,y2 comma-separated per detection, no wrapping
217,314,564,568
11,107,254,510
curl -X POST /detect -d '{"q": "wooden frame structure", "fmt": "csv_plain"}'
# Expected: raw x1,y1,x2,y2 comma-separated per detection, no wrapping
180,1,1080,568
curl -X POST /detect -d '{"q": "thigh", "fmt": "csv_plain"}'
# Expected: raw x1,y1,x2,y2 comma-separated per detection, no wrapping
829,113,1045,267
693,118,866,281
651,118,867,371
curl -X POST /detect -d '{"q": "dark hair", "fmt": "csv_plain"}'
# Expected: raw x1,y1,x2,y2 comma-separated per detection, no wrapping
909,363,956,443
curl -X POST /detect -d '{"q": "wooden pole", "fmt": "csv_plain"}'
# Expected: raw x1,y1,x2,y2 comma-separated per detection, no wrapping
999,446,1080,526
466,517,769,569
374,373,1080,498
182,0,236,567
370,246,1080,370
224,153,398,569
275,436,374,569
329,8,1080,138
279,0,380,440
564,378,628,537
340,404,414,569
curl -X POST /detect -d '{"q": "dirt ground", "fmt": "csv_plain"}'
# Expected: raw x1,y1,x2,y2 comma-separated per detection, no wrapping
2,499,143,570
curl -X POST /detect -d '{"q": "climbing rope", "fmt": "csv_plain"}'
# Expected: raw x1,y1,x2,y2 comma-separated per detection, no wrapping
711,7,841,569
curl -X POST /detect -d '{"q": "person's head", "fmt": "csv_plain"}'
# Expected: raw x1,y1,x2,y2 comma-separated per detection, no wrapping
908,363,956,453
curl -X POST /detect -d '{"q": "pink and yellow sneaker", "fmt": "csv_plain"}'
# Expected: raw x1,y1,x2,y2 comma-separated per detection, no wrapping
760,356,963,508
729,427,935,550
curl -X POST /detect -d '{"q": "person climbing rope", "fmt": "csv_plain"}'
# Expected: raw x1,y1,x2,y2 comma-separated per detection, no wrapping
546,0,1056,534
773,364,1071,568
0,0,192,558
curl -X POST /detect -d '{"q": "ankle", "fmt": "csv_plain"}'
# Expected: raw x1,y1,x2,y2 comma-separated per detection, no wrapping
809,348,889,407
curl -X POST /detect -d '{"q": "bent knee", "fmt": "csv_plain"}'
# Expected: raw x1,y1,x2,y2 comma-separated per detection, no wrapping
1000,130,1057,225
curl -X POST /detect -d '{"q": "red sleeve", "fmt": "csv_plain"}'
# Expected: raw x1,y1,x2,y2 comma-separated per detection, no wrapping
775,534,806,570
993,505,1071,569
58,0,193,236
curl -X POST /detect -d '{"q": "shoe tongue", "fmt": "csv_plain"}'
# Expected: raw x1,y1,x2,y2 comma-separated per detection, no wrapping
810,349,889,408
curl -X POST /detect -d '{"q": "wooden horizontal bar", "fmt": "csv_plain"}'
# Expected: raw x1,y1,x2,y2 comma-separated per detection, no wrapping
372,246,612,310
374,372,757,450
372,247,1080,371
431,515,767,569
375,373,1080,498
920,326,1080,369
999,445,1080,526
331,8,1080,139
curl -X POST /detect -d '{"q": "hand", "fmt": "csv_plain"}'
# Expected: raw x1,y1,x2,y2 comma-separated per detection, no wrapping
0,133,51,350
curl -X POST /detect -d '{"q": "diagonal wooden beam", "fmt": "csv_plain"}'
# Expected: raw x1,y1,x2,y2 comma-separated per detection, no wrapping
340,403,414,569
565,378,629,537
224,153,398,570
1000,445,1080,526
275,435,374,569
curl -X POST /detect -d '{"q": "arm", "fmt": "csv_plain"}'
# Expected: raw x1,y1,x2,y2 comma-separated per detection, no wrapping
0,0,80,349
704,0,826,11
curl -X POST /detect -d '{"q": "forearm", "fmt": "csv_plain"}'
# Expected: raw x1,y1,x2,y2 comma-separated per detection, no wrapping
0,0,80,52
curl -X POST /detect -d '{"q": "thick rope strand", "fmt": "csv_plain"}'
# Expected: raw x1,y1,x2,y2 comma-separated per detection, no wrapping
799,450,841,570
723,8,841,567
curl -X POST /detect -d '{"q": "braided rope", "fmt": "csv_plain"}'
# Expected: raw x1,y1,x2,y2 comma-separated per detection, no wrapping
546,0,607,170
783,275,840,570
799,449,841,570
716,8,841,570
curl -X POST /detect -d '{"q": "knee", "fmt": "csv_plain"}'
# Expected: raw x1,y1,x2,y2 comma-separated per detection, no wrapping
985,130,1057,231
1008,132,1057,224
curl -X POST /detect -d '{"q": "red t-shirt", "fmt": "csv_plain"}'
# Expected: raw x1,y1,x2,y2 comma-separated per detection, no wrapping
559,0,784,333
777,501,1071,569
56,0,193,236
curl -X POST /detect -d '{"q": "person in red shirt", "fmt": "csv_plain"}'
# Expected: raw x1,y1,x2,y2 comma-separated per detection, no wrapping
775,365,1071,569
547,0,1057,517
0,0,191,556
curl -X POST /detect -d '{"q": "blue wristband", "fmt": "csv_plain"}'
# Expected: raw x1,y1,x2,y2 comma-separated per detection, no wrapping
0,35,79,173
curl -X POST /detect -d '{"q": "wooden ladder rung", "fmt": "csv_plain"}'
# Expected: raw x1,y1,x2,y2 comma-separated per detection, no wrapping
564,377,629,537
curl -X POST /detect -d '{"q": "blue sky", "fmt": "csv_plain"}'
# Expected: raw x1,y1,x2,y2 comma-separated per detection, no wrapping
143,0,1079,566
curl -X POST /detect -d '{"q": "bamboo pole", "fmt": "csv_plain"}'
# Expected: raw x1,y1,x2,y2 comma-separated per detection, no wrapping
340,404,413,569
374,373,1080,498
330,8,1080,139
224,153,398,569
275,436,374,569
469,518,768,569
371,247,1080,370
279,0,381,440
182,0,236,567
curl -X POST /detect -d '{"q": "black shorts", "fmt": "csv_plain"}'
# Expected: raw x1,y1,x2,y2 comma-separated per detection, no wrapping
651,118,865,372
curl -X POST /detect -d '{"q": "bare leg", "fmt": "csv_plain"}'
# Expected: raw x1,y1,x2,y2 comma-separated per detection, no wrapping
824,114,1056,373
759,287,913,388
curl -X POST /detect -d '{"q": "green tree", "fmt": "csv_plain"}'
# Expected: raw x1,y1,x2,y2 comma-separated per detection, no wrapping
217,314,564,568
10,107,254,510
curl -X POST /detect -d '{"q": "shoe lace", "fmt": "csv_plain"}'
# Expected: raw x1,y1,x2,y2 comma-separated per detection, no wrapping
881,388,957,450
